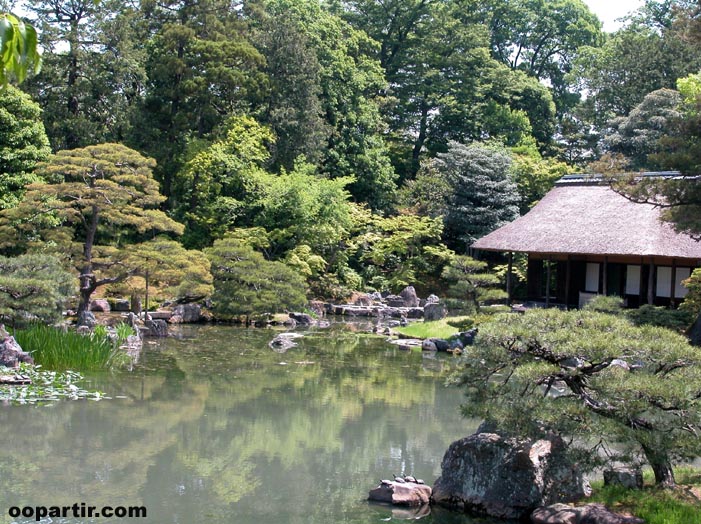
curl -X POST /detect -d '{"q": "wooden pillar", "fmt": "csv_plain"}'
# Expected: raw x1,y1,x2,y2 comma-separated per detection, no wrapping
671,259,677,305
639,257,645,306
545,258,551,308
506,252,513,305
603,257,608,295
648,260,655,305
565,256,571,308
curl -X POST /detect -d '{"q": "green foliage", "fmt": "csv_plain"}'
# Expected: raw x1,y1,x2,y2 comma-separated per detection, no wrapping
603,88,682,170
588,478,701,524
15,324,129,371
436,141,520,251
481,0,602,115
0,84,51,211
510,143,571,213
626,305,694,333
680,267,701,316
0,13,41,85
205,236,307,320
350,208,450,292
130,0,267,196
0,364,105,403
0,254,73,325
582,294,625,314
571,24,700,128
118,237,213,302
0,143,184,320
441,255,505,313
458,309,701,485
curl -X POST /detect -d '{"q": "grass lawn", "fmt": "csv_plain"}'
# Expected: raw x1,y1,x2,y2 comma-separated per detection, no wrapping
588,468,701,524
393,317,468,339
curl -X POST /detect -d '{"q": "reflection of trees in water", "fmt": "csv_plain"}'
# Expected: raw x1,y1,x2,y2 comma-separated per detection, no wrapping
0,326,476,523
0,369,209,511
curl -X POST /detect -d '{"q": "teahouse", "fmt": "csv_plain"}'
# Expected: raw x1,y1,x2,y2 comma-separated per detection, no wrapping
472,173,701,308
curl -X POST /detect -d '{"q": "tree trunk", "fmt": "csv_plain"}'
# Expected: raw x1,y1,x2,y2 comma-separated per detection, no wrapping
641,443,676,488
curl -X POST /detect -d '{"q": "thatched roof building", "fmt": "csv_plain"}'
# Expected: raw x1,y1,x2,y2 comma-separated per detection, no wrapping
473,174,701,308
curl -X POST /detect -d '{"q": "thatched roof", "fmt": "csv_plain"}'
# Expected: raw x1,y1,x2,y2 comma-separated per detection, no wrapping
472,176,701,259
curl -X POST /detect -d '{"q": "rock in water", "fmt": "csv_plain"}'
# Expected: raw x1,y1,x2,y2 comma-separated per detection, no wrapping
368,480,432,506
0,325,33,368
432,432,590,520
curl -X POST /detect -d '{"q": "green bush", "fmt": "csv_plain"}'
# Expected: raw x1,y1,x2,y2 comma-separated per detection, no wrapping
625,305,694,332
15,324,129,371
582,295,625,313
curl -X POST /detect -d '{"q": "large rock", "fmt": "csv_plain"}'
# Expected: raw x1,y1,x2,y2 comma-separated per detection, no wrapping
143,319,168,338
603,469,643,490
169,304,202,324
530,503,644,524
399,286,420,308
90,299,111,312
78,310,97,328
432,432,591,520
289,312,314,325
424,302,446,321
0,325,33,368
368,481,432,506
385,295,406,308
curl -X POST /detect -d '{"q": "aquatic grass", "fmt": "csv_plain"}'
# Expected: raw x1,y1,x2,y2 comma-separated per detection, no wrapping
0,364,105,404
15,324,129,371
588,469,701,524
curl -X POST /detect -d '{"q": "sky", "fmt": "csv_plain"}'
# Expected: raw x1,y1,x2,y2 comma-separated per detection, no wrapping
583,0,645,32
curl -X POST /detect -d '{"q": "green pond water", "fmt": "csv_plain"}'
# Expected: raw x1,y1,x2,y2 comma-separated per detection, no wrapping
0,322,506,524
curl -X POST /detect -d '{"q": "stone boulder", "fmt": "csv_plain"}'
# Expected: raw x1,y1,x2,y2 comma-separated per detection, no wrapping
289,312,314,326
169,304,202,324
143,319,168,338
422,338,451,352
90,299,111,312
0,326,33,368
399,286,420,308
432,432,591,520
530,503,644,524
385,295,405,308
424,302,446,321
269,332,303,353
603,469,643,490
78,310,97,328
368,481,432,506
111,299,131,312
457,328,478,347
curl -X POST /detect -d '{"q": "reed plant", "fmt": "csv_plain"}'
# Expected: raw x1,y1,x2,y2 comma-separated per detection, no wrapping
15,324,129,371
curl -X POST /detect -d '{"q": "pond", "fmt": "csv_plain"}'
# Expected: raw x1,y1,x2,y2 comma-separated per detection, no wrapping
0,322,505,524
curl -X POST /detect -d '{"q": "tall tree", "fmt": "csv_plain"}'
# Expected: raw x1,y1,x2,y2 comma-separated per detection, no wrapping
252,9,330,171
571,23,701,130
436,141,520,251
130,0,267,200
602,88,682,170
22,0,148,150
205,236,307,323
0,143,184,323
0,85,51,210
480,0,602,115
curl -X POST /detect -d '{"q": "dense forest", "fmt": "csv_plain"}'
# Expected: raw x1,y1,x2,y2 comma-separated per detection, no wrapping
3,0,701,320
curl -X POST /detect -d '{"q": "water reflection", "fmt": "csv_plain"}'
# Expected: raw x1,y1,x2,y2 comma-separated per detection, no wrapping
0,323,500,523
